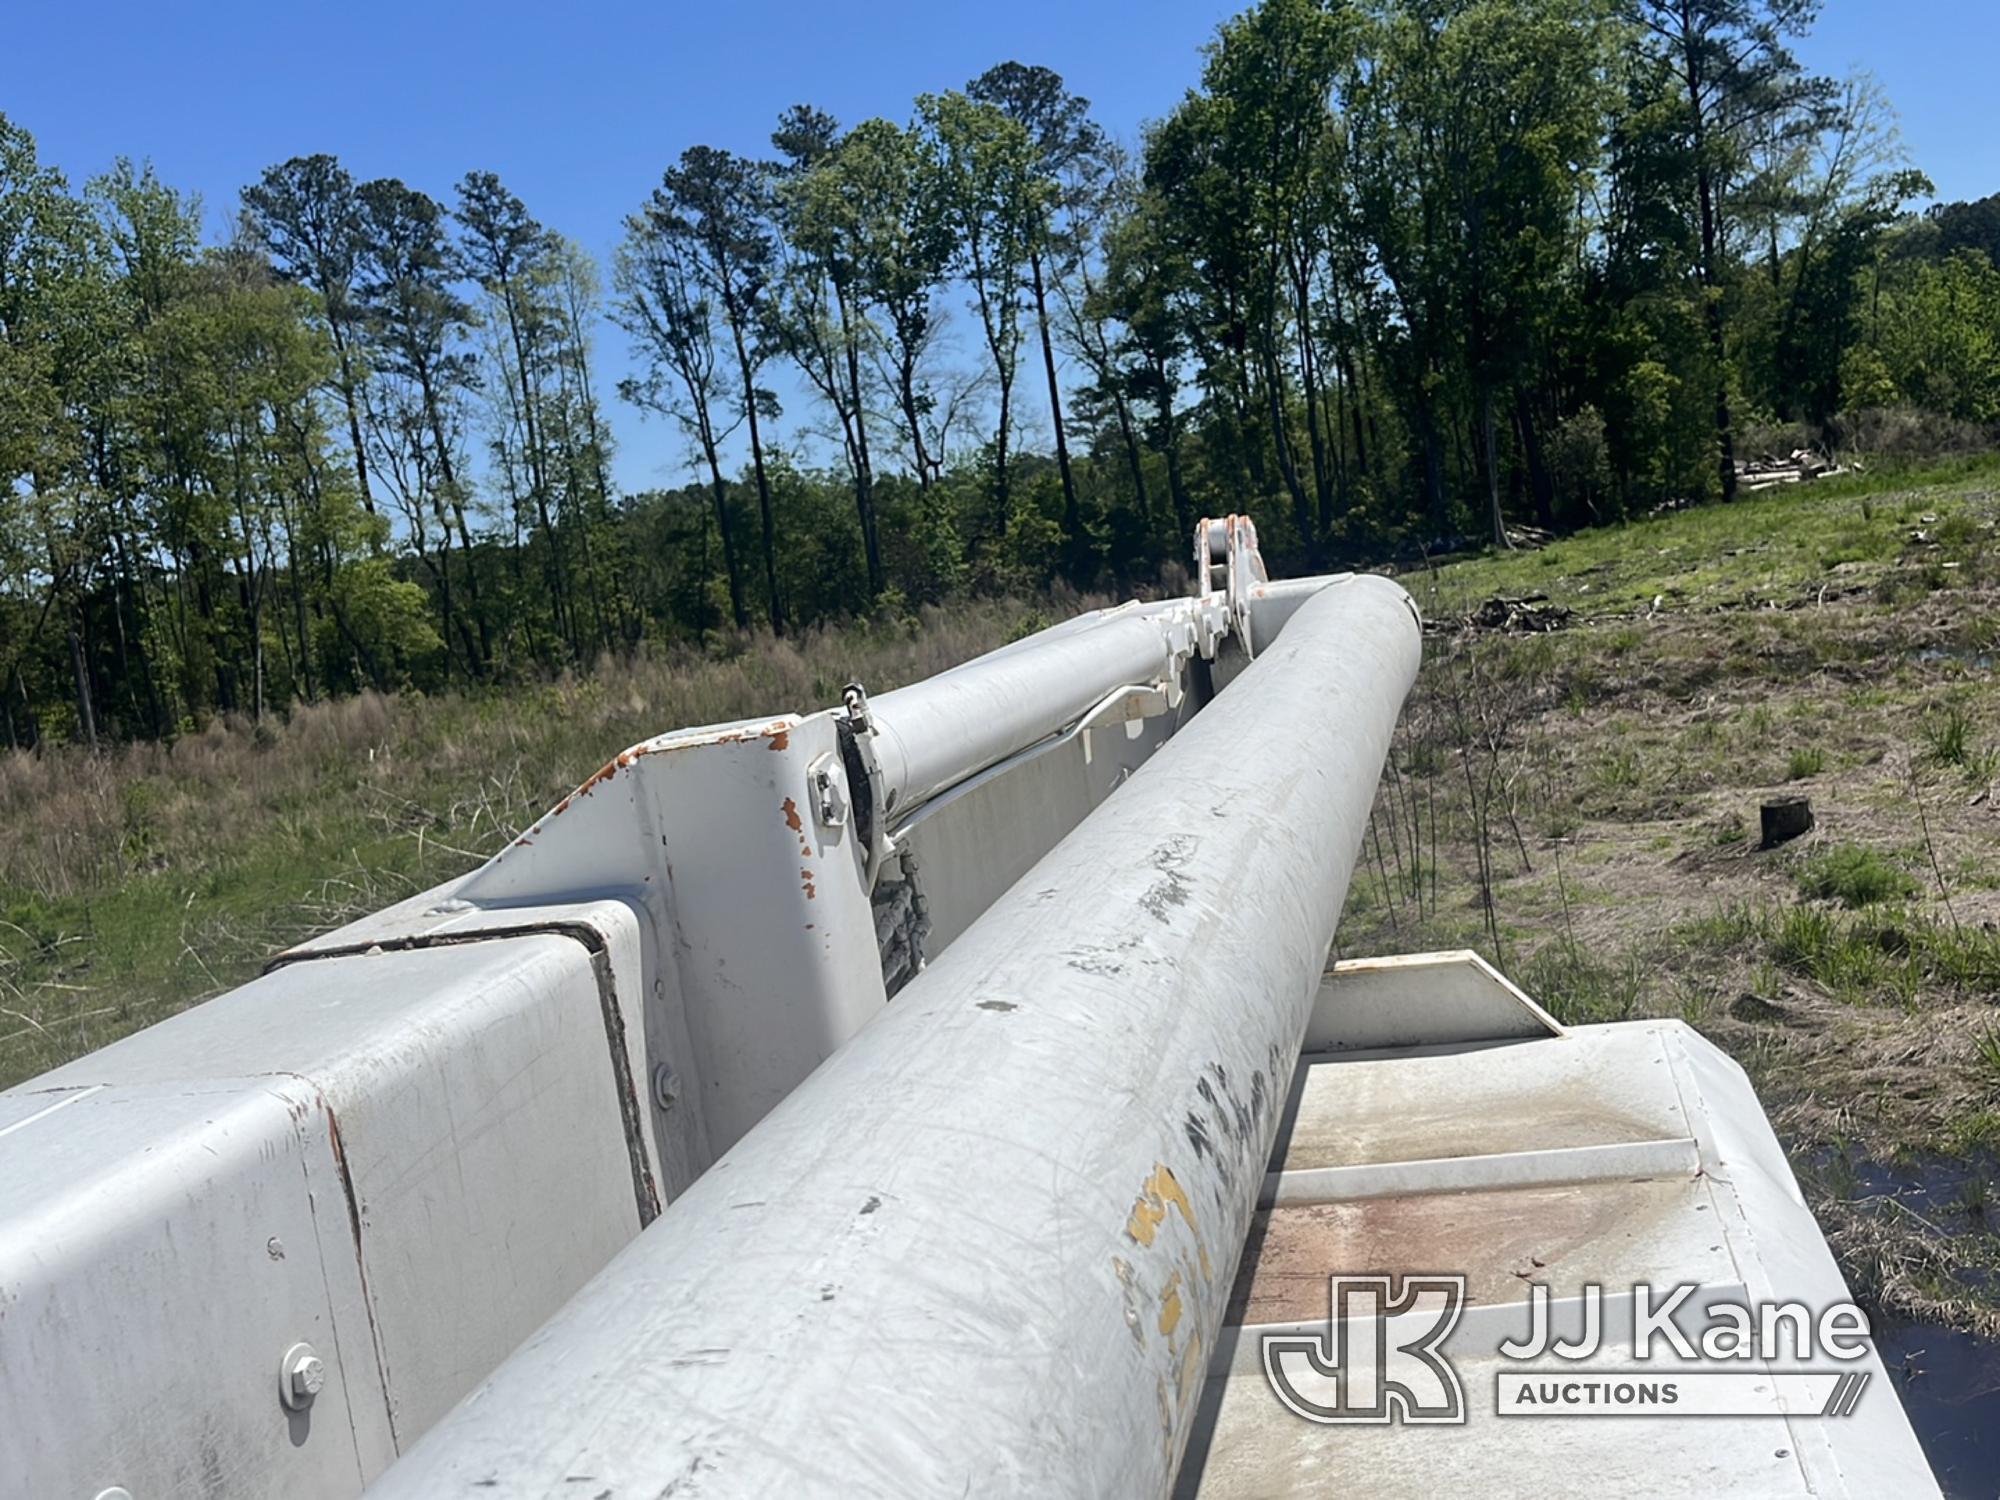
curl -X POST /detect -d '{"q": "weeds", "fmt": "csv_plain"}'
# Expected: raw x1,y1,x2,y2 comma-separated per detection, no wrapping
1593,747,1642,790
1519,942,1651,1026
1797,845,1918,907
1787,747,1826,780
1922,703,1975,767
1977,1026,2000,1086
1676,903,1764,952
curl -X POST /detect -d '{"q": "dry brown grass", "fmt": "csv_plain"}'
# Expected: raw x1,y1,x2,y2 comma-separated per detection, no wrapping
0,597,1064,1085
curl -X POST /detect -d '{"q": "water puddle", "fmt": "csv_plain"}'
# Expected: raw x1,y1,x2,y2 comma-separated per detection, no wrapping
1804,1147,2000,1495
1913,645,1996,670
1876,1321,2000,1498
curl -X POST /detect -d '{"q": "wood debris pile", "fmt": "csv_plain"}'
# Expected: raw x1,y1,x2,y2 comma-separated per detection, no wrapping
1737,449,1855,491
1444,594,1574,633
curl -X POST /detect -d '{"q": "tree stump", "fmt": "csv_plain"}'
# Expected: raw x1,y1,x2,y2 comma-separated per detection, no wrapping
1761,796,1815,848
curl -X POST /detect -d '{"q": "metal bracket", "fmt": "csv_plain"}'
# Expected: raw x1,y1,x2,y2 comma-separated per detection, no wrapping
808,753,847,828
837,683,890,894
1191,514,1270,659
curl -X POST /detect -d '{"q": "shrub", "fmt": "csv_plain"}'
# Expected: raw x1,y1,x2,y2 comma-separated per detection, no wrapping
1832,405,2000,463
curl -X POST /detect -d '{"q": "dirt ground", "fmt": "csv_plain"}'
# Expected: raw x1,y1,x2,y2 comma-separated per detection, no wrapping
1336,465,2000,1346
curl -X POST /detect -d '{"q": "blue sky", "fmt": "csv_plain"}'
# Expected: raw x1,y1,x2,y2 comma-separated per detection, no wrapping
10,0,1997,493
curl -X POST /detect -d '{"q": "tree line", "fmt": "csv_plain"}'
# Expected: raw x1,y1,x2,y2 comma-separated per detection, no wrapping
5,0,1998,749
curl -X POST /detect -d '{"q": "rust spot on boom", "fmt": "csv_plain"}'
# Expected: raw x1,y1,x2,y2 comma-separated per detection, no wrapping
782,797,804,833
502,719,797,851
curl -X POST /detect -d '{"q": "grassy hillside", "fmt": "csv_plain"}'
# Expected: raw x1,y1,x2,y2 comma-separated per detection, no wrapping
1343,455,2000,1343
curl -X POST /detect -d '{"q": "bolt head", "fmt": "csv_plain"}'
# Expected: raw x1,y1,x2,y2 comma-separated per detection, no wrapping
652,1062,681,1111
292,1356,325,1397
280,1341,324,1409
809,755,848,826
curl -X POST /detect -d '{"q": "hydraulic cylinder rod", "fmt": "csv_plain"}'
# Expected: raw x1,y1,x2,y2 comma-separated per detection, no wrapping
864,602,1197,819
364,573,1422,1499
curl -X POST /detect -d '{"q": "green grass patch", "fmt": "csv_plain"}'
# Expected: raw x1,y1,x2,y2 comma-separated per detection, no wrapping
1922,703,1976,767
1797,845,1918,907
1674,903,1765,953
1592,747,1643,790
1977,1026,2000,1087
1399,457,2000,622
1760,904,2000,1006
1518,942,1651,1026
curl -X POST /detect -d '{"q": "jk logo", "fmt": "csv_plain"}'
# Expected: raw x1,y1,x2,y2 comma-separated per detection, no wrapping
1261,1274,1468,1425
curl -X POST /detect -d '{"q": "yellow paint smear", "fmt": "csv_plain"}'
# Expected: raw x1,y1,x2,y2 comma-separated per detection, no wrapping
1125,1162,1198,1247
1176,1330,1205,1406
1158,1271,1184,1336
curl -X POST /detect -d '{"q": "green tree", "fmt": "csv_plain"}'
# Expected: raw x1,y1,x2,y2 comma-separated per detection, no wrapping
456,170,589,661
0,114,120,745
836,118,956,497
243,155,380,521
655,147,787,635
355,178,485,673
771,105,885,595
1625,0,1838,500
1872,250,2000,421
967,62,1105,578
614,184,749,631
1199,0,1354,556
1095,184,1201,539
919,91,1048,542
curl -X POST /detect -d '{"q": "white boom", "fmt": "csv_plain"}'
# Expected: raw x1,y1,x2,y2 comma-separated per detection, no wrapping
363,567,1422,1499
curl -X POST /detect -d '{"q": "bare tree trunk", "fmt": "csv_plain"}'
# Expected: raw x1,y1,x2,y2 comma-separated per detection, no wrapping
701,442,748,632
834,281,884,594
1289,248,1332,561
1515,386,1556,529
1683,24,1739,503
727,317,786,637
1030,253,1084,579
67,613,98,750
1482,385,1511,549
1416,390,1447,536
11,665,40,750
1112,393,1151,532
329,326,378,524
417,369,491,670
1261,334,1313,555
896,349,937,489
